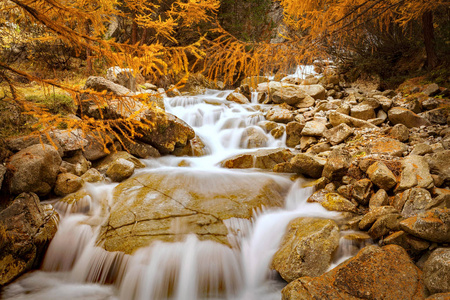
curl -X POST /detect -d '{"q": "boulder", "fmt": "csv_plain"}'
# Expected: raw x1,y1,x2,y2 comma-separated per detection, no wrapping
401,188,436,218
0,165,6,190
272,218,339,282
290,154,326,178
82,133,112,161
5,144,62,196
398,155,434,191
390,124,410,142
423,248,450,294
297,84,326,100
50,129,88,154
81,168,104,183
0,193,59,286
106,67,138,92
307,190,358,213
411,143,433,156
268,82,308,106
322,147,353,181
359,206,399,230
122,139,161,159
426,150,450,186
421,107,449,125
94,151,145,174
382,231,430,256
266,106,294,123
388,107,431,128
299,136,317,151
301,121,327,137
323,123,354,145
97,171,286,253
172,135,208,157
369,189,389,209
105,158,135,182
282,245,426,300
366,161,397,190
240,127,268,149
426,293,450,300
221,148,293,170
226,92,250,104
286,122,303,147
329,111,378,129
370,137,407,157
367,213,402,239
400,208,450,243
350,104,376,120
54,173,84,196
62,151,91,176
352,178,373,205
422,83,440,96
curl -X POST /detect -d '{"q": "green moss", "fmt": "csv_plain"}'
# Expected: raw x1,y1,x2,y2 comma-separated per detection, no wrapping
25,93,76,115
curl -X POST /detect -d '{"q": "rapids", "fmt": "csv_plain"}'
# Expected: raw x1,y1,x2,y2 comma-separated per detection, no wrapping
2,67,366,300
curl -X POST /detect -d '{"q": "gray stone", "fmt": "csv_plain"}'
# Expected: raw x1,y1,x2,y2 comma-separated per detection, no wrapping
388,107,431,128
106,67,138,92
323,123,354,145
398,155,434,191
411,143,433,156
400,208,450,243
423,248,450,294
422,83,440,96
401,188,436,218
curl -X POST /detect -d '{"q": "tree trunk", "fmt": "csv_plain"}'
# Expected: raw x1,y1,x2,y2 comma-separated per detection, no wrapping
131,19,138,45
422,10,439,69
85,22,92,74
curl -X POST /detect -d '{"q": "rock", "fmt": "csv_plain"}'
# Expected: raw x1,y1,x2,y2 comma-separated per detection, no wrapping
226,92,250,104
266,106,294,123
172,135,208,157
221,148,293,170
122,139,161,159
83,76,133,97
54,189,92,214
0,164,6,190
242,76,269,88
322,147,353,181
6,135,62,156
390,124,410,142
421,107,449,125
382,231,430,256
270,124,285,139
401,188,437,218
290,154,326,178
54,173,84,196
307,190,358,213
323,123,354,145
309,142,331,154
106,67,138,92
105,158,135,182
297,84,326,100
268,82,308,106
299,136,317,151
94,151,145,174
422,83,440,96
240,127,268,149
50,129,88,154
359,206,399,230
97,171,286,253
282,245,426,300
422,98,440,110
272,218,339,282
62,151,91,176
426,150,450,186
82,133,112,161
398,155,434,191
0,193,58,286
5,144,62,196
400,208,450,243
374,95,393,111
329,111,378,129
370,137,407,157
301,121,326,137
166,85,182,97
369,189,390,210
366,161,397,190
411,143,433,156
81,168,104,183
426,293,450,300
367,213,402,239
388,107,431,128
423,248,450,294
352,179,373,205
286,122,303,147
351,104,376,120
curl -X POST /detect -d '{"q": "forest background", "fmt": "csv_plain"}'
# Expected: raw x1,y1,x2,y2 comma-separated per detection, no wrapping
0,0,449,144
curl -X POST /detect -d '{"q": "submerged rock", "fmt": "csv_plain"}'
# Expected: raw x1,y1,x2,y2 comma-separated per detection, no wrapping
97,171,286,254
282,245,426,300
221,148,293,170
272,218,339,282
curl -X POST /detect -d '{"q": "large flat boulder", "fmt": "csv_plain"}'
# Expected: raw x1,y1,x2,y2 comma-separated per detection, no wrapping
97,170,287,254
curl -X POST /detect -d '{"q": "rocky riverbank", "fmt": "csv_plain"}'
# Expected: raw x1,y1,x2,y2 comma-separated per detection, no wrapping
0,67,449,299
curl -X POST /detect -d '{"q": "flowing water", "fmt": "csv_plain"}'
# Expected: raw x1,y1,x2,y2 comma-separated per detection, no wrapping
2,68,367,300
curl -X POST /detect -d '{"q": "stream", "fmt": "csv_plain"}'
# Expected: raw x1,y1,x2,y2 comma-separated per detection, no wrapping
3,68,360,300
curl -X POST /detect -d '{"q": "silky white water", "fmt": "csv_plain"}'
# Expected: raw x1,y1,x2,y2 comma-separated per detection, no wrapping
2,67,364,300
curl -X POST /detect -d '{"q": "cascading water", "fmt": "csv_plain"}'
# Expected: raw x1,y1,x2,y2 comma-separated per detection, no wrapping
2,68,366,300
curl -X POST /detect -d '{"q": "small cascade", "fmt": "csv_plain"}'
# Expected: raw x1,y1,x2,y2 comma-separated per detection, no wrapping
250,91,259,104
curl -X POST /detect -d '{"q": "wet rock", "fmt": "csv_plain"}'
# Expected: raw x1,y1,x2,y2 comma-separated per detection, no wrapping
97,171,286,253
426,150,450,186
282,245,426,300
390,124,410,142
351,104,376,120
423,248,450,294
54,173,84,196
54,189,91,214
323,123,354,145
352,178,373,205
272,218,339,282
240,127,268,149
270,124,286,139
222,148,293,170
94,151,145,174
370,137,407,157
5,144,62,196
172,135,208,157
329,111,378,129
359,206,399,230
290,154,326,178
0,193,59,286
226,92,250,104
400,208,450,243
322,147,354,181
366,161,397,190
388,107,431,128
301,121,326,137
398,155,434,191
307,190,358,213
81,168,104,183
105,158,135,182
266,106,294,123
